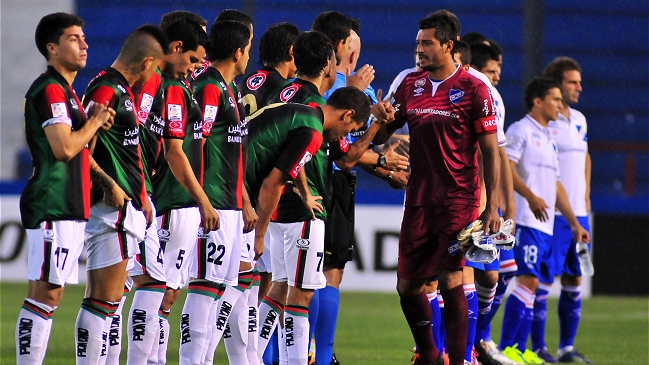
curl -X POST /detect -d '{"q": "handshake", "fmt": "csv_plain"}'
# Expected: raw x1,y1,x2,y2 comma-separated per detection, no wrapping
457,218,516,263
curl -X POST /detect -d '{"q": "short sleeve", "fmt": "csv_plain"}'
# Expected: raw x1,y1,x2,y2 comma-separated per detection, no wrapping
41,84,72,128
83,85,117,118
196,83,222,137
275,127,323,179
470,82,497,135
390,79,408,130
163,85,188,139
505,123,525,163
329,137,350,160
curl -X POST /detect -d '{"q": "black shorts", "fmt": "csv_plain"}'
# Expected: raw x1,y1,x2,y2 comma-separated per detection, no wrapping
324,170,356,269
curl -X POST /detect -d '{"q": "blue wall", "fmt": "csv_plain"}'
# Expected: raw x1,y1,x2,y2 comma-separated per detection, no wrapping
71,0,648,212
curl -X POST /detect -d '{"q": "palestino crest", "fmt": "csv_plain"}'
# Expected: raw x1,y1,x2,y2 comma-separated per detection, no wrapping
449,89,464,104
280,85,299,102
247,73,266,90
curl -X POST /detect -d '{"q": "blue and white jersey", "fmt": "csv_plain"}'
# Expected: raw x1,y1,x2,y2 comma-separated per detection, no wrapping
324,71,378,170
468,67,506,147
548,107,588,217
506,115,560,235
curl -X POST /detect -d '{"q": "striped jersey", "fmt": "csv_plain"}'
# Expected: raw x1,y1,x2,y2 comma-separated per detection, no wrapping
20,66,90,228
83,67,147,210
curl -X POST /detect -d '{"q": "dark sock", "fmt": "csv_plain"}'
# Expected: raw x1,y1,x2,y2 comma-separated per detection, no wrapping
400,291,440,364
440,285,468,365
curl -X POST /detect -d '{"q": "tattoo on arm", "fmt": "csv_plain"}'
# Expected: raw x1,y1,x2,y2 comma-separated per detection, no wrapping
89,155,115,191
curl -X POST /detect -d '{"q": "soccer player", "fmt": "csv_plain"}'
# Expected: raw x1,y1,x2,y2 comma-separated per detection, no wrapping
16,12,118,365
74,24,168,365
378,10,502,365
247,86,372,365
312,11,354,65
180,19,253,365
537,57,592,364
498,77,590,365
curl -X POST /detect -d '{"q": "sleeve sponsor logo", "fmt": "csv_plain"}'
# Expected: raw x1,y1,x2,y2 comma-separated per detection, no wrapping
483,99,491,115
168,104,182,122
449,89,465,104
247,73,267,90
43,229,55,242
139,93,154,114
204,105,217,123
137,110,149,123
168,121,183,134
292,151,313,177
280,85,299,102
203,122,213,134
51,102,67,118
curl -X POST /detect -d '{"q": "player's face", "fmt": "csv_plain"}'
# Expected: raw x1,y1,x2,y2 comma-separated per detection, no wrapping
480,60,500,86
321,52,338,92
236,37,252,76
561,70,582,104
169,45,206,79
54,25,88,71
416,29,448,72
335,34,352,65
540,87,563,121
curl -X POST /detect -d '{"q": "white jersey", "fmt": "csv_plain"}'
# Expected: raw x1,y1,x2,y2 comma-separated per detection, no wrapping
388,67,420,135
506,115,560,235
548,107,589,217
468,67,506,146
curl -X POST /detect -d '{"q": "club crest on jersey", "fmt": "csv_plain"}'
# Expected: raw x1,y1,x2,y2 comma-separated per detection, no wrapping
124,99,133,111
415,78,426,87
51,102,67,118
247,73,266,90
69,98,79,110
204,105,217,123
168,104,182,122
280,85,299,102
449,89,464,104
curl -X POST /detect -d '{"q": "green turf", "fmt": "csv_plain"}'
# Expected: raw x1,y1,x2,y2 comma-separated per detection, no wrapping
1,282,647,364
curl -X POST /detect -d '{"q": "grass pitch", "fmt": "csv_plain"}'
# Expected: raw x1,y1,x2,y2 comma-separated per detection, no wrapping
1,282,647,364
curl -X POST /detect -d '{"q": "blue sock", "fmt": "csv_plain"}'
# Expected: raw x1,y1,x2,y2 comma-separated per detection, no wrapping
314,286,340,365
438,292,446,352
531,284,550,351
499,283,534,350
429,294,441,350
558,285,582,349
262,327,279,365
308,289,319,346
476,271,513,342
464,285,478,362
515,306,534,351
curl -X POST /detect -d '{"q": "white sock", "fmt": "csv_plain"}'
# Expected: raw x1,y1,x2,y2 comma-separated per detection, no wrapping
75,298,118,365
179,282,220,365
279,326,288,365
224,288,252,364
126,283,165,365
155,310,170,365
284,305,309,365
105,294,127,365
147,314,161,365
257,295,283,358
246,285,260,365
206,284,245,357
202,298,219,364
16,299,54,365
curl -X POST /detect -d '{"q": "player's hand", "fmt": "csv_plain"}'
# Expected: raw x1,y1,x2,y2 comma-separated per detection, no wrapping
571,223,591,244
242,201,258,233
103,184,131,210
199,203,220,233
387,170,409,189
382,139,410,171
88,101,116,131
346,64,374,91
478,206,501,235
142,197,154,228
254,234,265,261
293,187,323,220
527,195,550,222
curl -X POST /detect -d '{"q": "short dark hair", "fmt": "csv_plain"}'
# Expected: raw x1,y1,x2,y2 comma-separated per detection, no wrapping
160,11,207,30
488,39,502,56
208,20,250,61
350,17,361,36
452,40,471,66
293,31,334,79
35,12,84,60
419,10,460,47
215,9,253,27
117,24,170,65
259,22,300,67
524,77,561,111
326,86,371,124
461,31,488,45
470,43,500,70
164,19,210,53
543,57,582,85
311,11,353,48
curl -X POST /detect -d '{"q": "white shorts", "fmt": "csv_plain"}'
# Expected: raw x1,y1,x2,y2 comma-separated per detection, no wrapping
26,220,85,285
256,231,272,273
157,207,201,290
189,209,242,286
85,201,146,270
129,196,166,282
241,230,254,264
268,220,326,290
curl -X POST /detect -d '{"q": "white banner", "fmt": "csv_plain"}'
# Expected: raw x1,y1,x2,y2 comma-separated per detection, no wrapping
0,196,590,297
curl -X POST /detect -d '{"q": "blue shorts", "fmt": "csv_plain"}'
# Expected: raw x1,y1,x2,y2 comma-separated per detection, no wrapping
465,251,501,271
513,225,554,283
552,215,590,277
498,246,517,275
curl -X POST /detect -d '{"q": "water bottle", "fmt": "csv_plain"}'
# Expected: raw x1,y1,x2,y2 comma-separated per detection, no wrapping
576,242,594,276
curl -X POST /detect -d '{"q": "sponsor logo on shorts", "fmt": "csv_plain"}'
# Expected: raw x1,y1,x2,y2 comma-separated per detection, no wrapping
296,238,310,250
157,229,170,242
449,89,464,104
43,229,55,242
197,227,209,239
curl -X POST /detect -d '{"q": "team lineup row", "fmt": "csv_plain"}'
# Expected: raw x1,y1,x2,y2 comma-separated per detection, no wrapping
15,6,592,365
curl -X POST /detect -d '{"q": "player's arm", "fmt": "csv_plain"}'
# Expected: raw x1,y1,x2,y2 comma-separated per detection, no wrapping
242,183,258,233
89,154,130,209
254,168,289,259
477,132,501,233
293,169,323,220
499,146,516,224
509,159,549,222
556,181,590,243
585,151,592,212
